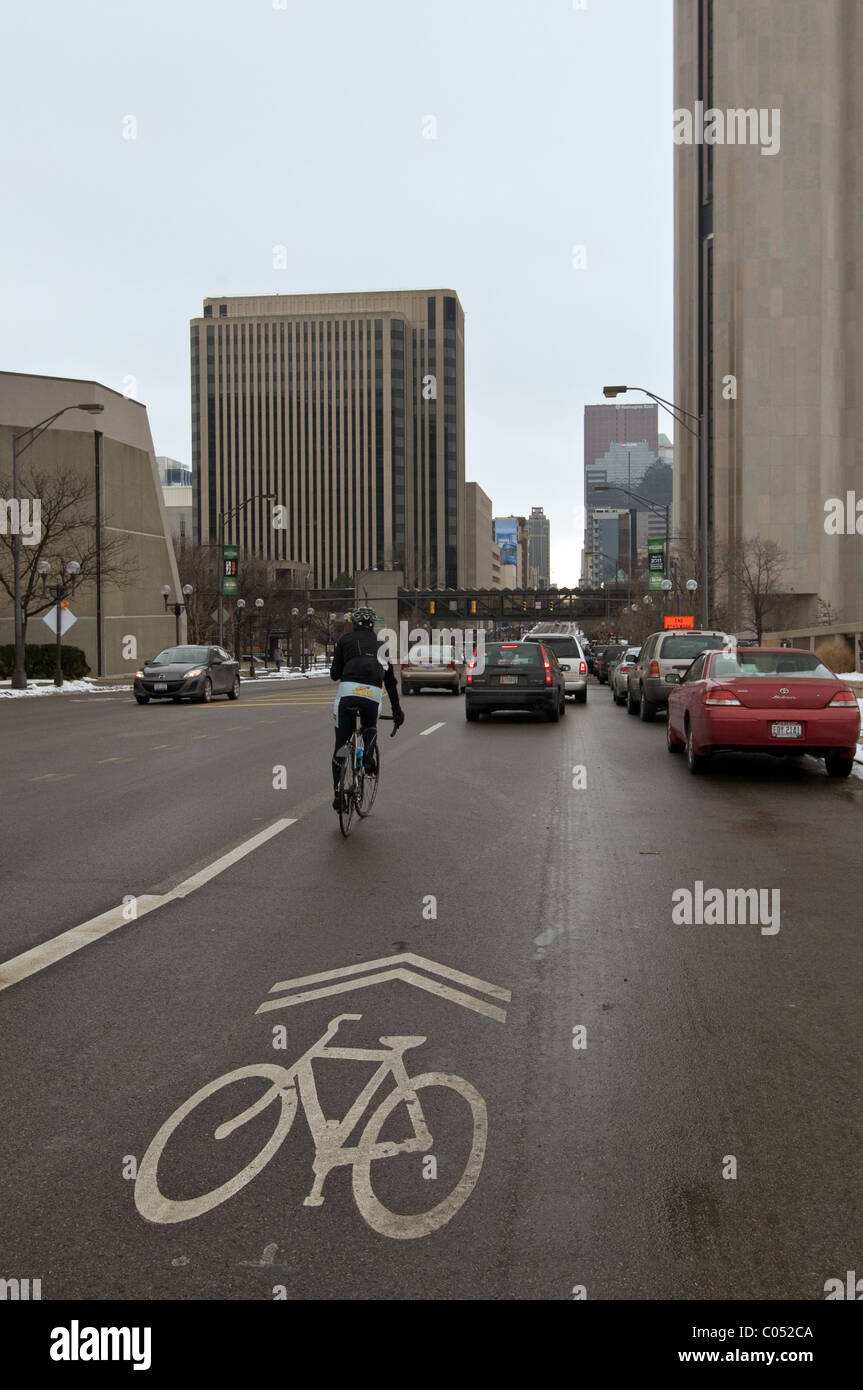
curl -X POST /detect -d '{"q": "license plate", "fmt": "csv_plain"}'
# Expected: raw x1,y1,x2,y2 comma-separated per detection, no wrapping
500,675,518,685
771,722,802,738
559,664,570,672
154,683,168,691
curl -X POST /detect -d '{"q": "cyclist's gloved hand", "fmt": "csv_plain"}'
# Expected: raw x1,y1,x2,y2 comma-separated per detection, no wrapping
393,707,405,727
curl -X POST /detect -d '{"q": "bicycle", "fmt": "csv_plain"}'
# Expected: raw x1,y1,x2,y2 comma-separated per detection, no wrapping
134,1012,487,1240
336,712,398,838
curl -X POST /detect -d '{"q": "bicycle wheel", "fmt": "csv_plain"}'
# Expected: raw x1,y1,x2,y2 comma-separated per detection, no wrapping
356,750,379,817
134,1064,297,1224
338,738,356,837
351,1073,487,1239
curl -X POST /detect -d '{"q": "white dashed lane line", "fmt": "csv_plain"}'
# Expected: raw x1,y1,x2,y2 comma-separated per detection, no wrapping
419,722,446,736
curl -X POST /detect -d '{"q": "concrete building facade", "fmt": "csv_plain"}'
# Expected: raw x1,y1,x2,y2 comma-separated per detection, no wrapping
0,372,182,676
464,481,495,589
191,290,466,591
674,0,863,629
158,457,193,546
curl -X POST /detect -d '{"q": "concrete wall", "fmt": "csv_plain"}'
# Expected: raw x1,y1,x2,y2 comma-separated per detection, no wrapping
0,373,182,676
675,0,863,626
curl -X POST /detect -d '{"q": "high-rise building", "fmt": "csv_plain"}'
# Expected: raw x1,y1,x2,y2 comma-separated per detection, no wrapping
190,290,466,589
494,515,533,588
527,506,550,588
464,482,495,589
674,0,862,627
583,403,659,584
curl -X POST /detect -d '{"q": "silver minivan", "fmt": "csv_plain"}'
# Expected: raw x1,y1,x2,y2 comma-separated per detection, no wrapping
627,629,728,720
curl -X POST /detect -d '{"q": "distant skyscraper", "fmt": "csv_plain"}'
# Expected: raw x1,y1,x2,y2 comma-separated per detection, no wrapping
582,402,660,584
190,290,466,588
527,506,550,587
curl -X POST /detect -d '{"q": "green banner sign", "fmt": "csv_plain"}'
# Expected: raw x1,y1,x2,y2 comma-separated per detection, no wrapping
221,543,239,596
648,537,665,591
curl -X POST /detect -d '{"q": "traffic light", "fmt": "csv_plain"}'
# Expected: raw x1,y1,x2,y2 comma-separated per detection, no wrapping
470,600,477,614
429,600,435,615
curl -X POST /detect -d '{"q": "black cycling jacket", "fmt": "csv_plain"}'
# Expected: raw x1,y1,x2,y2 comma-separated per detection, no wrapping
330,628,401,706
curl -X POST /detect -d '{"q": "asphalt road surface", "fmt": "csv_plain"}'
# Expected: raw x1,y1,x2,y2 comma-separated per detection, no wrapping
1,677,861,1300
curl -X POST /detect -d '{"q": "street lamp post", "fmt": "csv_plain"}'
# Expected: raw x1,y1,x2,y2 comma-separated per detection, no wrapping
602,384,706,627
252,597,264,677
234,599,246,666
37,559,81,687
216,493,276,647
161,584,194,645
10,403,105,688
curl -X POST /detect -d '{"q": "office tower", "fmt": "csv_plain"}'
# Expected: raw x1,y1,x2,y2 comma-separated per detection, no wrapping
191,290,466,588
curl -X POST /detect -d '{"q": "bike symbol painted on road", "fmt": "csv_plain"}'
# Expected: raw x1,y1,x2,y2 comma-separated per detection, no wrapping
135,956,509,1240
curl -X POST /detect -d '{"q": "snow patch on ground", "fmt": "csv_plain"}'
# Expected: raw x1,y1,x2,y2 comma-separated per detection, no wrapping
0,665,332,698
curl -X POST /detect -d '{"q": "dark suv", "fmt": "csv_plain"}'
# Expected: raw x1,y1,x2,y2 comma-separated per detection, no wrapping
594,643,626,684
465,641,567,722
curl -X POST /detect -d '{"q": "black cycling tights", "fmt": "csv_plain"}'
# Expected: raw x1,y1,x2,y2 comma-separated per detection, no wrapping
332,695,380,789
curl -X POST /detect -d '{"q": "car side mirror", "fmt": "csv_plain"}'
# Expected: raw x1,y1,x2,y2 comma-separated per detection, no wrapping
665,673,681,684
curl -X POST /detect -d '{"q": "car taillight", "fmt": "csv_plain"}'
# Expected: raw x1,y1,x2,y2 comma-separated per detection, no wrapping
649,661,660,676
829,690,858,706
448,661,456,670
704,688,741,706
544,659,552,684
468,658,476,670
400,662,410,669
579,661,586,673
466,674,472,684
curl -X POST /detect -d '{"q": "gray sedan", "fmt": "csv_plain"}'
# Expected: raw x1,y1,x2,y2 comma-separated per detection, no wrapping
134,645,241,704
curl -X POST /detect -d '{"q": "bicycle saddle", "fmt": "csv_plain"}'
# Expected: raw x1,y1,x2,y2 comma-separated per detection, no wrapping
379,1035,427,1050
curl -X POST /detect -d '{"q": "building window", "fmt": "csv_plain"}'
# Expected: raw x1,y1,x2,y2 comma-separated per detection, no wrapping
219,304,227,317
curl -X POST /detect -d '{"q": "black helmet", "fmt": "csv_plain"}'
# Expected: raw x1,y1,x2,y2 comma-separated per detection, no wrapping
352,606,376,628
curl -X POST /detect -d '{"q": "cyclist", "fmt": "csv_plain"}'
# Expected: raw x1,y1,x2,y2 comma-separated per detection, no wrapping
330,606,404,809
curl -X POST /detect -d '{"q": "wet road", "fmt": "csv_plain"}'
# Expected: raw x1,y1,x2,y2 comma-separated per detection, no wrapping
1,677,860,1299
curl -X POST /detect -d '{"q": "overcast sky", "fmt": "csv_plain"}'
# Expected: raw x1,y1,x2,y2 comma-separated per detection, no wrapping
0,0,672,586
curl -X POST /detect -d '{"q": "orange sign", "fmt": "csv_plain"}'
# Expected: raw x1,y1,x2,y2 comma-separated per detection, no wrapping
664,615,695,629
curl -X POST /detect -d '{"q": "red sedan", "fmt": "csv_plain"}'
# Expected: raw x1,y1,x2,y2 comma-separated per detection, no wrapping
666,646,860,777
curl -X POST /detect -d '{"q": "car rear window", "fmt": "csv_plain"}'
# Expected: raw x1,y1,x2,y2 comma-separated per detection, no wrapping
659,635,726,660
487,643,542,666
409,645,455,664
603,645,626,660
526,636,581,657
708,652,836,679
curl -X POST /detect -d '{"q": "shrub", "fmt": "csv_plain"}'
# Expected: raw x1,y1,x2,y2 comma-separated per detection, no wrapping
0,644,91,680
814,635,855,675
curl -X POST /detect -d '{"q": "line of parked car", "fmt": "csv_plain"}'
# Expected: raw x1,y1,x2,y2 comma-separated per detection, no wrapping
594,631,861,778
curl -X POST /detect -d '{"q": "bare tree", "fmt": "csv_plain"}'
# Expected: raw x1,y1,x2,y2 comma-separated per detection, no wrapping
0,465,136,643
175,540,219,643
726,538,789,641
